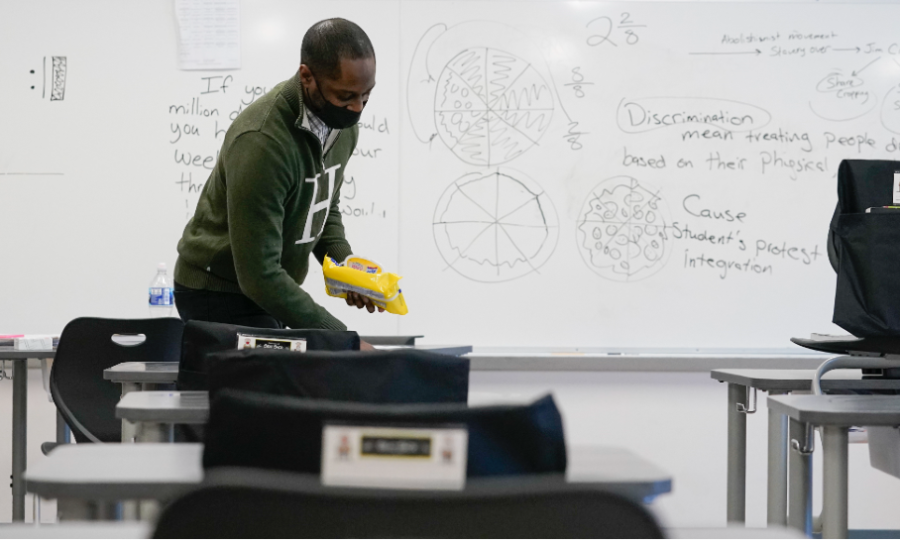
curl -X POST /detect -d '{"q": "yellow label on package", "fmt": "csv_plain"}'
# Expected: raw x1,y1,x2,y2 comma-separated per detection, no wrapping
323,255,408,315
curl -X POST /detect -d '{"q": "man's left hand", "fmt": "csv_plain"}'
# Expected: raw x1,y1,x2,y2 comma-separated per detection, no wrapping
346,292,385,313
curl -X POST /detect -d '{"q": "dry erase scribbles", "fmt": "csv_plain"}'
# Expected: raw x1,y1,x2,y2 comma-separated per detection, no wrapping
809,67,876,123
433,168,558,283
433,48,554,166
50,56,67,101
576,176,673,283
407,21,558,168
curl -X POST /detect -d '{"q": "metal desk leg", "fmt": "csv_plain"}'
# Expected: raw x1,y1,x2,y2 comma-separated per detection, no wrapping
766,393,789,526
119,389,140,520
727,383,747,524
822,425,849,539
135,422,173,443
139,500,160,522
57,498,94,521
120,383,140,443
788,418,813,536
11,358,28,521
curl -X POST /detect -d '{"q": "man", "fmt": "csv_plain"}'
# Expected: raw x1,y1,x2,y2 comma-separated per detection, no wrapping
173,18,382,336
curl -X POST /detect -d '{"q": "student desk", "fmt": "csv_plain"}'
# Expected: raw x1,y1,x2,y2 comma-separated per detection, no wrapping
24,443,671,520
0,349,56,522
768,394,900,539
710,368,900,527
116,391,206,442
104,361,178,390
104,346,473,396
0,522,151,539
668,527,808,539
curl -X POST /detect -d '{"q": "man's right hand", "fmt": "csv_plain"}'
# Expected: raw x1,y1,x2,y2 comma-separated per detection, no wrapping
346,291,386,314
360,340,376,351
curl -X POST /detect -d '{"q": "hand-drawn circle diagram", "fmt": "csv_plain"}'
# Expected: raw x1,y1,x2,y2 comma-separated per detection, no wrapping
576,176,673,282
433,169,558,282
434,48,554,166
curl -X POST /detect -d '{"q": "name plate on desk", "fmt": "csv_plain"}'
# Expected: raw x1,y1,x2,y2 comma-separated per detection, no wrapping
236,335,306,352
321,424,467,490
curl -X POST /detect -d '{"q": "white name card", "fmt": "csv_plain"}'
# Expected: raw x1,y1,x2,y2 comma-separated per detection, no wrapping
236,335,306,352
14,336,52,350
321,424,468,490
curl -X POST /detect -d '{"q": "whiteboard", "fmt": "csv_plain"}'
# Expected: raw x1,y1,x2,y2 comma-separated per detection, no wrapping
3,1,900,349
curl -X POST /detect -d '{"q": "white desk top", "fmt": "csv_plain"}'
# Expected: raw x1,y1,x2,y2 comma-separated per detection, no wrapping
0,349,56,360
25,443,671,502
711,368,900,392
768,394,900,426
103,346,472,385
25,443,203,500
668,527,808,539
104,361,179,383
116,391,208,424
0,522,151,539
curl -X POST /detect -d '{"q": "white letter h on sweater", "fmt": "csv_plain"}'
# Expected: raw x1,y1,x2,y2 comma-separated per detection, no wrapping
296,164,340,244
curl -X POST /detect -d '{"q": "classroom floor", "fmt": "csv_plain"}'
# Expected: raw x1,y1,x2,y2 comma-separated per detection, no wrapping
3,367,900,530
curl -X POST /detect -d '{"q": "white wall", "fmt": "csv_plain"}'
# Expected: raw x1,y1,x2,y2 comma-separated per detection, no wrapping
3,367,899,528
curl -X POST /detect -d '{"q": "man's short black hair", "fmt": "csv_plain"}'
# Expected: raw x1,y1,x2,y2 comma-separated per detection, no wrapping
301,18,375,81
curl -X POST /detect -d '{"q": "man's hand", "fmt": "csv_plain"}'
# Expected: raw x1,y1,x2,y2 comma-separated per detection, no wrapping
346,292,386,313
360,340,376,351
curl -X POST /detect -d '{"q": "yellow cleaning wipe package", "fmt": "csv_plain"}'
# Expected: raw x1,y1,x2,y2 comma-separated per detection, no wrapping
323,255,408,315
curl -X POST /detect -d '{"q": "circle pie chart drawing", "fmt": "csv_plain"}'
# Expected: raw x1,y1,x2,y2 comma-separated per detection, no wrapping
433,169,559,282
576,176,673,282
434,48,554,166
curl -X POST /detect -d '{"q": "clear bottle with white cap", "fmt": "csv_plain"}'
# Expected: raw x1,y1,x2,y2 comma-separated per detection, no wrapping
148,262,174,318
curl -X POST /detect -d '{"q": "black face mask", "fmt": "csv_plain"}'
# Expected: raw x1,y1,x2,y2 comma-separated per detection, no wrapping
308,76,362,130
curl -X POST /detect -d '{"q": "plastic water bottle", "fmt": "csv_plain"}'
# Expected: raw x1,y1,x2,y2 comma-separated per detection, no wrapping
148,262,174,318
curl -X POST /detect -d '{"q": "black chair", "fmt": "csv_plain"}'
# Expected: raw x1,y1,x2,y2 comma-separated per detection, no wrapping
206,348,470,403
829,159,900,341
153,467,663,539
176,320,360,391
50,317,184,443
203,390,566,478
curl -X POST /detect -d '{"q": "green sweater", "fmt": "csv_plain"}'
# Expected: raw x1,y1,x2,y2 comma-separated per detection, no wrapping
175,73,356,330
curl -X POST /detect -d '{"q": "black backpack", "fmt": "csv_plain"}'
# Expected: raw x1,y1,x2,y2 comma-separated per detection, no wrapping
830,159,900,337
177,320,360,391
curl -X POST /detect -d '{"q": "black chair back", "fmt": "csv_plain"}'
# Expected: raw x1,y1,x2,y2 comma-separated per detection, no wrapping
50,317,183,443
176,320,360,391
153,468,663,539
203,391,566,478
207,348,469,403
830,159,900,336
828,159,900,271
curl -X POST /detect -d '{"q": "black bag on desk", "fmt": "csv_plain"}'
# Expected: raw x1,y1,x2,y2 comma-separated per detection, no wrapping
203,390,567,478
207,348,469,404
831,159,900,337
177,320,360,391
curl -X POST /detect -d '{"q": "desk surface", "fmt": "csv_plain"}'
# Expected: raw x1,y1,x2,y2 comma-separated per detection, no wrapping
668,527,808,539
409,345,472,356
25,443,203,500
0,523,151,539
104,361,178,383
104,346,473,384
768,394,900,426
0,349,56,360
116,391,208,424
711,368,900,392
24,443,670,502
